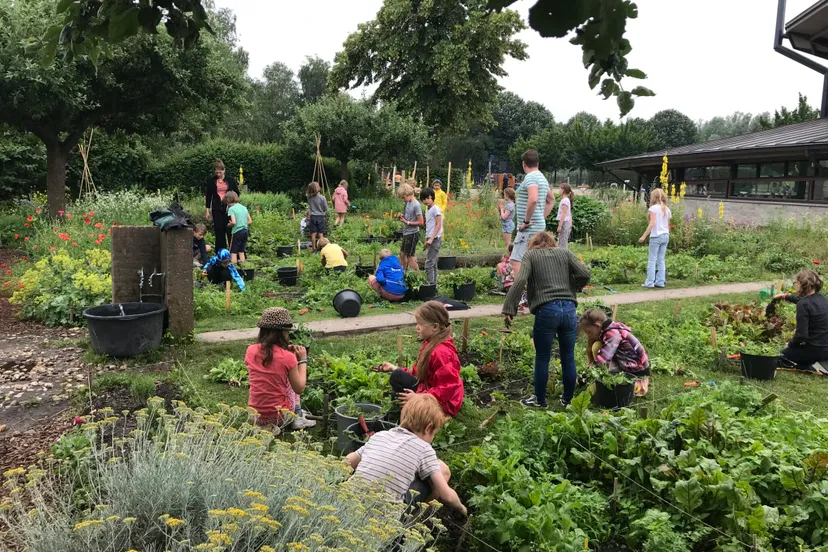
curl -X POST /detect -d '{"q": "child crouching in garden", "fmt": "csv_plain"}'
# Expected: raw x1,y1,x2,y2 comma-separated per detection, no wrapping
579,309,650,396
373,301,464,417
345,393,467,515
246,307,316,430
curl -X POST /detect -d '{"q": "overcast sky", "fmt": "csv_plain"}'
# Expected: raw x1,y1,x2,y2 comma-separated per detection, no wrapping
215,0,825,124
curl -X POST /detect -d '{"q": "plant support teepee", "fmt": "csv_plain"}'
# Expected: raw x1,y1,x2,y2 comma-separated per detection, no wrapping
77,129,98,199
311,133,330,197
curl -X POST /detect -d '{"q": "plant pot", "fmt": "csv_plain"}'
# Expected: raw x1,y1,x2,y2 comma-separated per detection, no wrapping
83,303,166,358
277,245,294,258
345,420,398,452
242,268,255,281
333,289,363,318
437,256,457,270
740,353,778,380
589,260,609,269
453,282,476,302
277,267,299,286
334,403,384,453
355,265,375,278
593,379,635,409
418,284,437,300
403,288,418,302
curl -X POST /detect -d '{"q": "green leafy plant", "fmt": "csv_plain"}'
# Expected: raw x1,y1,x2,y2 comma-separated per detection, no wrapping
204,357,249,387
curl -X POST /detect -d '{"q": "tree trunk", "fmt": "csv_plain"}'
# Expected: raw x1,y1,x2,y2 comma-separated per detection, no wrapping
46,143,69,216
340,159,349,181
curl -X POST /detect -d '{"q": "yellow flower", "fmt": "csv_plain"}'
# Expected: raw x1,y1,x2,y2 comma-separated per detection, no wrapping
208,509,227,517
287,543,309,551
73,519,105,531
3,468,25,478
106,515,120,522
243,490,266,501
697,208,703,219
226,507,247,518
249,502,269,513
207,530,232,546
164,517,186,528
321,515,341,524
260,547,276,552
282,504,309,516
123,517,137,524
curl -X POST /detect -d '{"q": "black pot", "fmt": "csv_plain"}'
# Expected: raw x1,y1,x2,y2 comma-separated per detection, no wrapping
277,267,299,286
437,256,457,270
345,420,398,452
83,303,166,358
333,289,363,318
403,288,418,302
453,282,476,302
242,268,255,281
335,403,384,453
418,284,437,300
277,245,294,258
741,353,778,380
594,379,635,409
355,265,375,278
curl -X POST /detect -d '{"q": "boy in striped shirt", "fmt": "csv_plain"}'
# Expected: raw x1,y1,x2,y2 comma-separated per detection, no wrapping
345,393,467,515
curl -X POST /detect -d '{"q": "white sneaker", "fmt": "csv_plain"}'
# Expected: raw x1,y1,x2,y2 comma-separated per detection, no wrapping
291,415,317,430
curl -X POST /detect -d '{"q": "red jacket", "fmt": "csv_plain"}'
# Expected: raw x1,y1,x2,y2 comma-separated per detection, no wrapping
403,338,464,417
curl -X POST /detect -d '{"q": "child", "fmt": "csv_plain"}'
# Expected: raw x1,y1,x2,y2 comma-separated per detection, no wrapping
420,188,443,287
374,301,464,417
433,178,448,234
368,249,407,302
318,237,348,272
499,187,516,250
579,309,649,396
224,191,251,265
307,181,328,252
556,183,573,250
201,249,246,291
345,393,467,514
300,210,310,238
397,183,423,270
333,180,351,227
246,307,316,430
496,244,514,292
193,223,212,267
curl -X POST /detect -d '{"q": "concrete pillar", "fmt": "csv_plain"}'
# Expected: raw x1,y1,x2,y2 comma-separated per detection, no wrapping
161,228,195,338
111,226,161,303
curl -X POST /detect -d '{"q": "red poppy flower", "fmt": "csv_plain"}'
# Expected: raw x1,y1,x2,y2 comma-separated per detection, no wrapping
89,211,94,216
57,210,64,215
94,222,103,229
95,239,103,245
85,218,91,225
49,246,56,251
23,237,29,242
112,222,119,226
35,209,40,214
0,264,4,267
18,283,24,290
14,234,18,239
98,234,106,240
26,216,33,222
2,282,8,287
814,260,821,265
66,213,72,219
71,242,78,247
33,245,38,250
669,224,675,229
88,234,94,238
21,256,27,262
24,223,29,228
59,233,70,241
5,270,10,275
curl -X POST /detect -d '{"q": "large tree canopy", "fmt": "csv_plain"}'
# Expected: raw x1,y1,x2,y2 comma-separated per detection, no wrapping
649,109,698,151
489,92,554,163
329,0,527,132
759,93,819,130
298,56,331,105
1,0,245,214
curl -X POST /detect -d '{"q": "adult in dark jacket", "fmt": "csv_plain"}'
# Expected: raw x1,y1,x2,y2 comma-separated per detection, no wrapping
775,270,828,370
204,159,241,252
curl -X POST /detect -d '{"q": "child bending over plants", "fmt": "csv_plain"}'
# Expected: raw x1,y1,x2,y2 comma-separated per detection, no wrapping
201,248,245,291
776,269,828,371
345,392,467,515
373,301,464,417
579,309,650,396
246,307,316,430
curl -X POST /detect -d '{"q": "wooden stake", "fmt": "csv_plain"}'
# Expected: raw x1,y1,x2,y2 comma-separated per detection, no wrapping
412,161,418,180
397,335,404,367
695,263,699,280
291,208,295,219
498,334,505,364
710,327,718,349
777,280,784,295
426,165,430,186
446,162,452,197
673,300,681,319
322,393,330,435
225,281,231,313
640,407,648,419
402,169,407,183
462,318,470,353
611,304,618,320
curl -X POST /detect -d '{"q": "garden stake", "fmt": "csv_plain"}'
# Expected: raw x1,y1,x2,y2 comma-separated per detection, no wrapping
225,281,231,313
710,327,718,349
462,319,470,353
498,334,505,364
322,393,330,435
640,407,648,419
291,208,295,219
426,165,429,185
446,161,452,196
478,408,503,429
611,304,618,320
674,300,681,320
412,161,417,180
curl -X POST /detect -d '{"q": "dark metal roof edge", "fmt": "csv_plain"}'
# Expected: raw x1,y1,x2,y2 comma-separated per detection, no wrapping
599,144,828,170
786,0,828,31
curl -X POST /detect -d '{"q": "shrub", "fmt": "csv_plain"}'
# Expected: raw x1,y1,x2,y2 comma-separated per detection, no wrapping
10,249,112,326
0,400,435,552
547,195,608,239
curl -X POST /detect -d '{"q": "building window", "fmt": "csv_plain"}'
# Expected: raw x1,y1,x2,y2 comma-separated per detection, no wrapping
813,180,828,201
759,163,785,178
787,161,810,177
737,164,758,178
684,166,730,180
731,180,809,201
684,181,727,197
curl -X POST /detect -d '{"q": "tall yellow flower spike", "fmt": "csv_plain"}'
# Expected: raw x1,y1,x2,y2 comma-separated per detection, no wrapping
718,201,724,220
239,166,244,187
680,182,686,199
697,208,703,219
659,156,669,187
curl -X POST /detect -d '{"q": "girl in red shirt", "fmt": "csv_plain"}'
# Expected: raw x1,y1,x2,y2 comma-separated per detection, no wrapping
374,301,464,417
246,307,316,430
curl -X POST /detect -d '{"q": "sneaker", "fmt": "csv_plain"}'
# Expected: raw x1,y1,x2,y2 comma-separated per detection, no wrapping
290,416,317,430
520,395,547,409
559,397,571,407
641,284,654,288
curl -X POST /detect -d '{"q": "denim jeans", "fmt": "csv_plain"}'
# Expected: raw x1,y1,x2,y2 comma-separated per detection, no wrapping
533,300,578,405
645,234,669,287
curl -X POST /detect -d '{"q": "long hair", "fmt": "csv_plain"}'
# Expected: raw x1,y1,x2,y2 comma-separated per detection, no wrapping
414,301,452,384
795,270,823,295
257,328,291,367
306,182,320,197
560,183,573,206
650,188,668,216
529,231,557,250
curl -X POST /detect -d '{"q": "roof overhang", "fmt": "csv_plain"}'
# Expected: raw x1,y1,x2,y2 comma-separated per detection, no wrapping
786,0,828,59
599,145,828,171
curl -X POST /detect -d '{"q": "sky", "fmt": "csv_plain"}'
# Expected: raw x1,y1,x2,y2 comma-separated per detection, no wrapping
215,0,826,124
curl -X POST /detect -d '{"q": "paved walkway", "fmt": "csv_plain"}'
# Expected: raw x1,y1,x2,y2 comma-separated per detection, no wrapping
196,281,769,344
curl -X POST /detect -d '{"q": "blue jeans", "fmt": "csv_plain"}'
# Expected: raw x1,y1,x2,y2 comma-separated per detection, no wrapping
645,234,669,287
533,300,578,405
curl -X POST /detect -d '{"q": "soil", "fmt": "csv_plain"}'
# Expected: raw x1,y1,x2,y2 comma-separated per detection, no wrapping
474,378,529,408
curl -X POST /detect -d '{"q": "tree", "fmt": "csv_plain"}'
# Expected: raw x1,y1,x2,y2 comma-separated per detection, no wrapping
509,123,567,179
489,92,554,163
287,94,431,180
698,112,765,142
649,109,698,151
251,62,302,143
298,56,331,105
0,0,245,214
330,0,527,132
759,93,819,129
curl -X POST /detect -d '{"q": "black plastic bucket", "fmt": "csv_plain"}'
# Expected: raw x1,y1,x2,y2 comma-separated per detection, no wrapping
333,289,363,318
437,256,457,270
418,284,437,300
741,353,778,380
345,420,398,452
277,245,294,258
355,265,375,278
594,379,635,409
277,267,299,286
453,282,476,302
84,303,166,358
242,268,255,281
334,403,384,452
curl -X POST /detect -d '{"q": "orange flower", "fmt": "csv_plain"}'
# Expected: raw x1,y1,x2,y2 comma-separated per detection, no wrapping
71,242,78,247
35,209,40,214
66,213,72,219
49,246,56,251
26,216,33,222
14,234,18,239
94,222,103,229
24,223,29,228
59,233,70,241
23,237,29,242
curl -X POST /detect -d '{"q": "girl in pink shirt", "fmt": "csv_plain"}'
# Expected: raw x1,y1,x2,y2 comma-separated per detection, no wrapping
333,180,351,226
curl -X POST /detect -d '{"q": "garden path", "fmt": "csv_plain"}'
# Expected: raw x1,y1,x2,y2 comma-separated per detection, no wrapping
197,281,770,343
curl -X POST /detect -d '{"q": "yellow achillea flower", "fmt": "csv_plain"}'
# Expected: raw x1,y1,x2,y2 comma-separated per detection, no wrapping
243,490,266,501
123,517,137,524
3,468,25,478
207,531,232,545
259,547,276,552
287,543,310,551
106,515,120,522
249,502,269,513
73,519,105,531
282,504,310,516
164,517,186,528
286,496,315,508
208,509,227,517
321,515,341,524
226,507,247,518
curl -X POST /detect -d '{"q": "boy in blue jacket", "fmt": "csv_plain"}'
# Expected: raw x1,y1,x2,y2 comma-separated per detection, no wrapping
368,249,407,302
